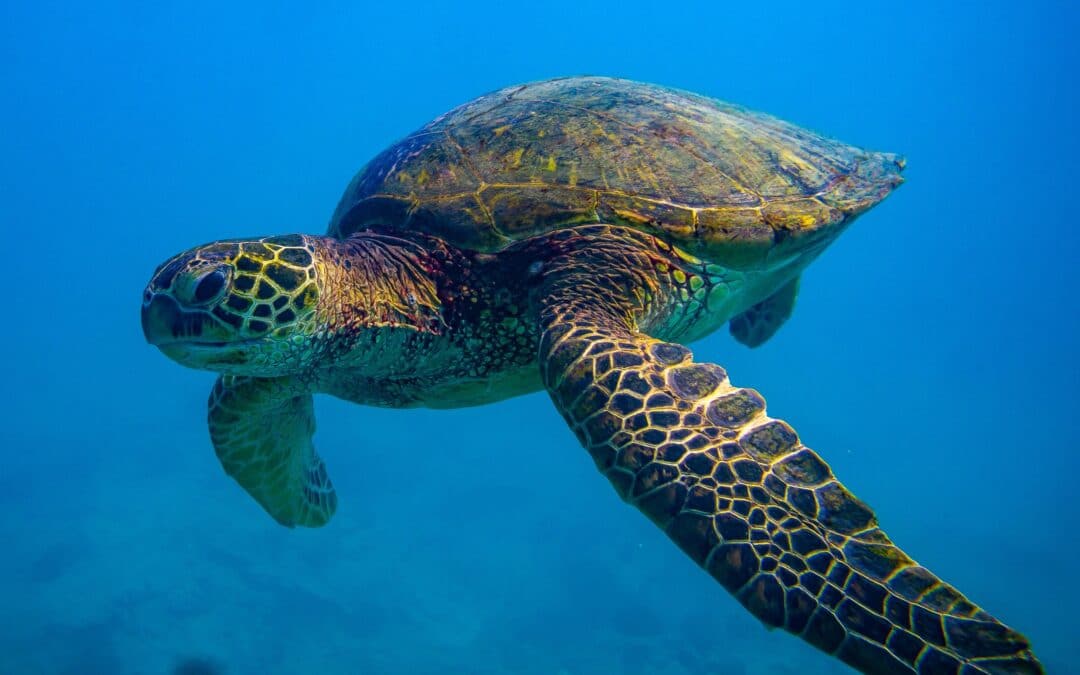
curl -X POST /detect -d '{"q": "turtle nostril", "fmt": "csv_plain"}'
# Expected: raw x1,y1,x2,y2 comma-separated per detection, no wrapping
193,269,228,304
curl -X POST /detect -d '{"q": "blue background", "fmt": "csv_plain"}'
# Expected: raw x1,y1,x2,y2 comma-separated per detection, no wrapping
1,2,1076,673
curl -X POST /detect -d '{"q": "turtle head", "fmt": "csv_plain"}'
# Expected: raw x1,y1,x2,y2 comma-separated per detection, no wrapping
142,235,324,375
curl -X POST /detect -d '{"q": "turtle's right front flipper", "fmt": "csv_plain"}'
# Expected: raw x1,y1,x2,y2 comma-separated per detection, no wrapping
208,375,337,527
535,247,1043,673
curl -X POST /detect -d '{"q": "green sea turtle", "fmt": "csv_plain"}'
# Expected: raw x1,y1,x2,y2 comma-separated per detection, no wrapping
141,77,1042,674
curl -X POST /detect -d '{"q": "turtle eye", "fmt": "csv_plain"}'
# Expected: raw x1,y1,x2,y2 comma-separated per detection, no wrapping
192,268,228,304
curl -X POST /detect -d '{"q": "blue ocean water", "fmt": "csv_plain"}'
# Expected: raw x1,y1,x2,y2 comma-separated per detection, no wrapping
1,1,1076,673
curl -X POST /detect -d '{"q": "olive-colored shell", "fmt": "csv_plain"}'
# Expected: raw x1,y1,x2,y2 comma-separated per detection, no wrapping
328,77,903,268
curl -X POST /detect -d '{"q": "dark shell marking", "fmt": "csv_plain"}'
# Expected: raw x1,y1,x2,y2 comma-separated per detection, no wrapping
329,76,903,269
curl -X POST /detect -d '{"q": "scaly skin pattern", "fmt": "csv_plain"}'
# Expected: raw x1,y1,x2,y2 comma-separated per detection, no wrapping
314,232,541,407
534,227,1043,674
208,374,335,527
144,224,1044,673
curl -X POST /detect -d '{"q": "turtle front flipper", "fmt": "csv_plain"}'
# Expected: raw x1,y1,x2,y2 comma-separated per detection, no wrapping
730,276,799,348
537,296,1042,673
208,375,337,527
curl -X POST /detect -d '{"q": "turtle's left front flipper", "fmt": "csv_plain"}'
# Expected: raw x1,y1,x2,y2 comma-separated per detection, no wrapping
537,288,1042,674
208,375,337,527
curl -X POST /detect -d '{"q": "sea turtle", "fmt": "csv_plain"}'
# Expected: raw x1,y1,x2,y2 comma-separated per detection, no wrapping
141,77,1042,674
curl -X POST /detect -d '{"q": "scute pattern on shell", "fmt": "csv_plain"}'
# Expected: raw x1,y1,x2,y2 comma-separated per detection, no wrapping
328,77,903,268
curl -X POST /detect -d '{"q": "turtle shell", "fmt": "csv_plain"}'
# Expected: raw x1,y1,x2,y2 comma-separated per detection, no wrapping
328,77,903,268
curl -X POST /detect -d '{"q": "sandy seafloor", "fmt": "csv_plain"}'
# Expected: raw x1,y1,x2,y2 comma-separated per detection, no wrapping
1,2,1077,673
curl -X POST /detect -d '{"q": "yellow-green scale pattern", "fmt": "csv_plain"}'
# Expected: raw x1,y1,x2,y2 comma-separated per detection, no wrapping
534,227,1041,674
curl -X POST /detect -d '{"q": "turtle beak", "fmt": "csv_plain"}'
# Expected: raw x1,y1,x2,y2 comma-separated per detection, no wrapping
141,292,183,346
141,288,228,347
142,289,253,370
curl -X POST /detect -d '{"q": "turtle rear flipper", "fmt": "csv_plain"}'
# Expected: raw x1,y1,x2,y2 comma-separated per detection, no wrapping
730,276,799,348
208,375,337,527
536,240,1043,674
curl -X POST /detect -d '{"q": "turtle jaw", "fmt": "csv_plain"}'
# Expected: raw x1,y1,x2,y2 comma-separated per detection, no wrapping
156,340,255,370
141,298,293,375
